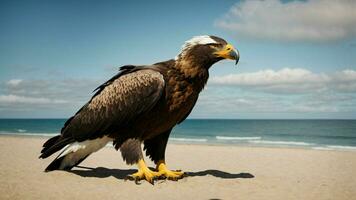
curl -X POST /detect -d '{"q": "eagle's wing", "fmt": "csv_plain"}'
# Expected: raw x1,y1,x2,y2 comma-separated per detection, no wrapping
61,66,165,141
40,66,165,159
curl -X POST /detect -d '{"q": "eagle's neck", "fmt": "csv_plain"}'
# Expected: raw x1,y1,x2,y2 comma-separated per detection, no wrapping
173,57,210,91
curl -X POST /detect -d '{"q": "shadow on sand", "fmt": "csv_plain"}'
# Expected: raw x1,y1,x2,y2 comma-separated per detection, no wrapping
185,170,254,179
68,166,254,180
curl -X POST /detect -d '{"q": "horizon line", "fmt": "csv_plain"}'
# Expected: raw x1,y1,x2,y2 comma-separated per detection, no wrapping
0,118,355,120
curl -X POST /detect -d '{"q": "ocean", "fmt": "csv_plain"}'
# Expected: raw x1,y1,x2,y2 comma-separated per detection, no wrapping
1,119,355,151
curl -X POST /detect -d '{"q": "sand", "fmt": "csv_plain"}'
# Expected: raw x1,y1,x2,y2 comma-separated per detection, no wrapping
0,135,355,200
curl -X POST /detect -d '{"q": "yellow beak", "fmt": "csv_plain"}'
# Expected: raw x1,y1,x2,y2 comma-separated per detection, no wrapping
213,44,240,65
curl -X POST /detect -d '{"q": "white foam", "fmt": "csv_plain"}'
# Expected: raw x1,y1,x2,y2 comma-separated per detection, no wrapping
17,129,27,133
326,145,356,151
312,145,356,151
216,136,261,140
170,137,207,142
249,140,314,146
0,132,58,137
312,147,333,151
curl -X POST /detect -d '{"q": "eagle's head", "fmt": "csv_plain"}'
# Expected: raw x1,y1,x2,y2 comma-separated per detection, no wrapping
175,35,239,68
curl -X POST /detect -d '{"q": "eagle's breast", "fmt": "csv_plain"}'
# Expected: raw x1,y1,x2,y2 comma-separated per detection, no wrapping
167,71,195,112
164,64,207,123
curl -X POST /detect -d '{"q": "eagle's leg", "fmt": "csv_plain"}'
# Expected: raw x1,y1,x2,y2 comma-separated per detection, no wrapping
143,129,184,181
155,160,184,181
120,139,160,184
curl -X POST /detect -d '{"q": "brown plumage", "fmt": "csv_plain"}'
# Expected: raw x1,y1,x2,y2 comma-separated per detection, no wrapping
39,35,239,182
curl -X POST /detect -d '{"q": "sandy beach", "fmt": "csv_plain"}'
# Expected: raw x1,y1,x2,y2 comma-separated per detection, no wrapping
0,135,355,200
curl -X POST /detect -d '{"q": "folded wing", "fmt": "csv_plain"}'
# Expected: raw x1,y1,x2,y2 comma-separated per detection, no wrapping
40,66,165,158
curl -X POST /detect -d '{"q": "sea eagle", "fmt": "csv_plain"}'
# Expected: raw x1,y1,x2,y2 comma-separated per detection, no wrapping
40,35,239,184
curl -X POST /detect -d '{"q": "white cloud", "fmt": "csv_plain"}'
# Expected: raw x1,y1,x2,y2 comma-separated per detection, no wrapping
1,71,355,118
210,68,356,94
0,78,101,117
6,79,23,86
3,78,100,102
216,0,356,41
191,85,355,118
0,94,67,104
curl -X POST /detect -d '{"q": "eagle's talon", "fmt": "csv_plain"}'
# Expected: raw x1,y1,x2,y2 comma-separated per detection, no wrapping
157,175,166,180
134,178,140,185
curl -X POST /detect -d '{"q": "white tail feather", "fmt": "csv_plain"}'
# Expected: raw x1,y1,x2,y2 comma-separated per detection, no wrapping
59,136,112,169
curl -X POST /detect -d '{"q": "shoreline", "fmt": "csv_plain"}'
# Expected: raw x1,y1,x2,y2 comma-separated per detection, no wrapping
1,134,356,152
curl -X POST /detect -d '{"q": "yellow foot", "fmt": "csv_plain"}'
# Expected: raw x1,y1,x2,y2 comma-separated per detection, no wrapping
127,168,159,184
156,161,185,181
127,159,159,184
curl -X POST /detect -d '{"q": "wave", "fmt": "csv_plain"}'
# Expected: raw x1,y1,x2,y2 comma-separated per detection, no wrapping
312,147,333,151
17,129,27,133
249,140,314,146
312,145,356,151
216,136,261,140
170,137,207,142
0,132,58,137
326,145,356,150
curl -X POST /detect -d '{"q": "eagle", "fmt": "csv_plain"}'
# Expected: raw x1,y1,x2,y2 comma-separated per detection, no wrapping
39,35,239,184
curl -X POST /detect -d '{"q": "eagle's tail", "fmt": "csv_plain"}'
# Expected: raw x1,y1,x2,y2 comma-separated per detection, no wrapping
44,154,89,172
39,135,75,159
39,135,76,171
40,136,111,172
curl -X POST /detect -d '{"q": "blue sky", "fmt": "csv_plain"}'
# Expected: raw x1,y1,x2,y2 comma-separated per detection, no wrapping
0,0,355,119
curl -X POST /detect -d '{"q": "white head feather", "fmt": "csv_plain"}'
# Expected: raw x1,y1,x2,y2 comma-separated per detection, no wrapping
175,35,217,60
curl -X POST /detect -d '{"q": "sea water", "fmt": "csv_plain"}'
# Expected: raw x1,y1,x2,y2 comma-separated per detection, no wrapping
0,119,355,151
